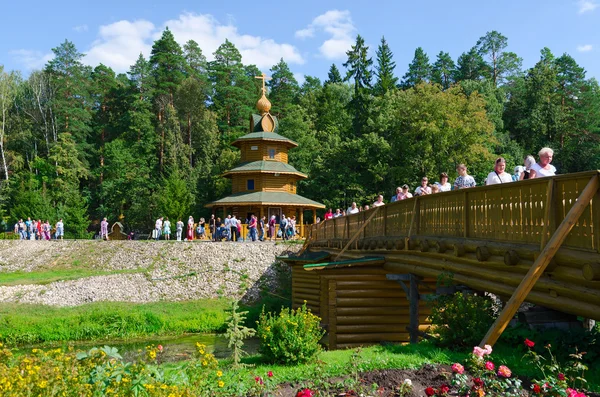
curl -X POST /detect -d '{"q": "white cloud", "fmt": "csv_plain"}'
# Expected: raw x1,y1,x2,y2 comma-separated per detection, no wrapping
161,13,304,68
578,0,598,13
67,13,303,73
295,10,355,60
83,20,155,71
577,44,593,52
73,24,88,32
9,49,53,71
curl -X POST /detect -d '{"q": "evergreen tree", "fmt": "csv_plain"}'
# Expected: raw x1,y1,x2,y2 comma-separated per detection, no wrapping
268,58,299,118
476,31,522,86
45,40,93,162
373,36,398,96
128,53,155,101
325,64,342,85
149,27,186,103
343,34,373,136
209,40,255,132
431,51,456,90
183,40,210,99
454,47,490,82
401,47,431,88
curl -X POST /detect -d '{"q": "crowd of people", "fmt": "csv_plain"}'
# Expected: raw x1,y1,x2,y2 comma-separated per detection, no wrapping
149,213,300,243
322,148,556,218
13,218,64,240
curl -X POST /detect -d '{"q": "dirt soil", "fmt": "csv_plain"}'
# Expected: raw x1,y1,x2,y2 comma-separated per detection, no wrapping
274,364,600,397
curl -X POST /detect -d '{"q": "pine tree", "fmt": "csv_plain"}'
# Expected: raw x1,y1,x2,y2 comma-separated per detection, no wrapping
45,40,93,161
476,31,522,86
149,27,186,104
373,36,398,96
183,40,210,99
325,64,342,85
268,58,299,118
128,53,155,101
454,47,490,82
209,40,255,132
401,47,431,88
343,35,373,136
431,51,456,90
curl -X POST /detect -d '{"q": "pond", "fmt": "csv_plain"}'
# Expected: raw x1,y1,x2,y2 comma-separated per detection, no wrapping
21,333,260,363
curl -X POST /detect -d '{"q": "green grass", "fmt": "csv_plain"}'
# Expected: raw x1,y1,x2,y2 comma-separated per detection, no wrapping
0,299,231,346
0,268,147,286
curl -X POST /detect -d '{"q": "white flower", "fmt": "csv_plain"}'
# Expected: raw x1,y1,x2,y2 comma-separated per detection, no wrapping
403,379,412,386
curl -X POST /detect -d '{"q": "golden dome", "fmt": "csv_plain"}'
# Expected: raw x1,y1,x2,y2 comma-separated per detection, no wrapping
256,93,272,114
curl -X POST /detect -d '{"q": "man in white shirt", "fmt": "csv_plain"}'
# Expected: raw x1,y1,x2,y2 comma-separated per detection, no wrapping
347,202,359,214
414,177,432,196
154,217,163,240
486,157,513,185
372,195,385,207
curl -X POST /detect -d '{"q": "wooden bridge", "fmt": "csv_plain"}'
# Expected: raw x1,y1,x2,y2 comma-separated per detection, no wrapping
281,170,600,349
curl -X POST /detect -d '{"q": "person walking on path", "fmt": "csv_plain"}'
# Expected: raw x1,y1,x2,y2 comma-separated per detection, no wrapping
209,215,217,241
176,219,184,241
55,219,64,240
268,215,276,241
100,218,109,240
154,217,163,240
248,215,258,242
163,217,171,241
187,216,194,241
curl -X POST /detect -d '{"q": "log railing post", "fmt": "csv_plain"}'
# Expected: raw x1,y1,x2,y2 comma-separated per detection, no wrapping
480,174,600,347
463,190,469,238
334,207,381,261
540,179,555,250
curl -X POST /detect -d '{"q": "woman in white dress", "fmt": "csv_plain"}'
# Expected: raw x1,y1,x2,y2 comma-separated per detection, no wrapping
529,147,556,178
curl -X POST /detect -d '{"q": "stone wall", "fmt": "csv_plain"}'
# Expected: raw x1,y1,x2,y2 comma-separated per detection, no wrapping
0,241,300,307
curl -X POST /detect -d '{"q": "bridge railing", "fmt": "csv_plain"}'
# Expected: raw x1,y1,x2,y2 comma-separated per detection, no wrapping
310,170,600,252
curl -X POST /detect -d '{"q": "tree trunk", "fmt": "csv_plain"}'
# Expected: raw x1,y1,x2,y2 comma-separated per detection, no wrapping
188,113,192,167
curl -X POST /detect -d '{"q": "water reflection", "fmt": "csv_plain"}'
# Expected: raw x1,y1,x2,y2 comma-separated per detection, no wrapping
24,334,260,363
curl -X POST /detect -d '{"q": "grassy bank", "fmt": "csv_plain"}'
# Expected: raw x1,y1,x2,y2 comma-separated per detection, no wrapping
0,268,147,286
0,299,231,345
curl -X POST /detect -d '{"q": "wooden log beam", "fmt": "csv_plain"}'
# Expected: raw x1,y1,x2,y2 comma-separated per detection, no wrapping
334,207,381,261
336,332,410,343
481,173,600,347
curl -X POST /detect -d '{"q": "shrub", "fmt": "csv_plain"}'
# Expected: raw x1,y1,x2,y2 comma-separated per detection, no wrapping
256,303,324,365
428,292,496,348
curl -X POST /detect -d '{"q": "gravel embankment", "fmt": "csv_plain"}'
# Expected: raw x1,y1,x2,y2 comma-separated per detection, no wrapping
0,240,300,307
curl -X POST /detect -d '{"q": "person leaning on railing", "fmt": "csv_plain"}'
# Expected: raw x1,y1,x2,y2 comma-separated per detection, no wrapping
486,157,513,185
529,147,556,178
454,164,476,189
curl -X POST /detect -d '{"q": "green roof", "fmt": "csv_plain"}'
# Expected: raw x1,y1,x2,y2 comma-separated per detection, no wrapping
223,160,307,177
206,191,325,208
303,257,386,271
232,131,297,147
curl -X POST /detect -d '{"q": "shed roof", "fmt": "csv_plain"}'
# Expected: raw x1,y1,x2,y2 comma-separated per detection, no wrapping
206,191,325,208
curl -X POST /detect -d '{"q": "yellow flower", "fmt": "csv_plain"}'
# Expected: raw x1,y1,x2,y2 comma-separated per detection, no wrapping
218,380,225,388
38,380,47,389
216,370,223,377
202,360,208,366
32,348,39,353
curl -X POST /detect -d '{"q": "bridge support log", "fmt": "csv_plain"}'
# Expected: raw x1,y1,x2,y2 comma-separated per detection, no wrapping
480,174,600,347
583,263,600,281
386,273,421,344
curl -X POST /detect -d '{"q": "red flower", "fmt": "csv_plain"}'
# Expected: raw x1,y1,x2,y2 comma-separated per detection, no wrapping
439,384,450,394
533,384,542,394
157,344,163,352
558,373,565,381
425,386,436,396
296,388,313,397
473,378,484,387
497,365,512,378
484,361,495,371
524,338,535,348
267,371,274,378
255,376,263,385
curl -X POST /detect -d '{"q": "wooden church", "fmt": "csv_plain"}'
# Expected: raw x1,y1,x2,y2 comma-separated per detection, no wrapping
206,74,324,225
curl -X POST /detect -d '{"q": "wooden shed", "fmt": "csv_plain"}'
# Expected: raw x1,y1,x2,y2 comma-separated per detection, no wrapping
284,254,436,350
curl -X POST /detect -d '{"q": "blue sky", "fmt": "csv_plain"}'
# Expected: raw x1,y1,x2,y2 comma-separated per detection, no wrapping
2,0,599,83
